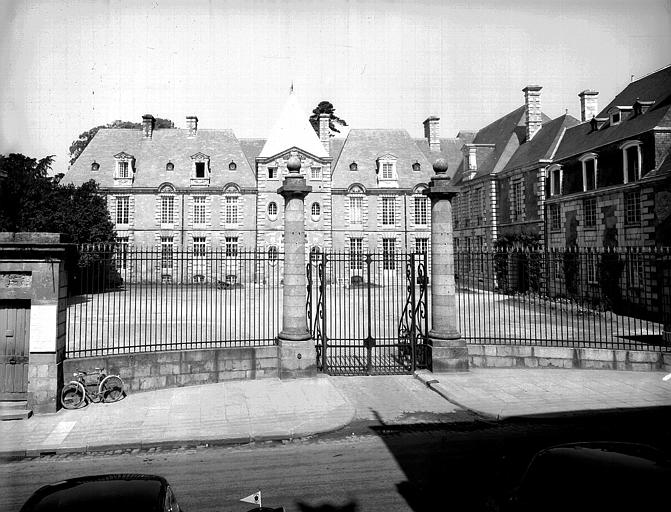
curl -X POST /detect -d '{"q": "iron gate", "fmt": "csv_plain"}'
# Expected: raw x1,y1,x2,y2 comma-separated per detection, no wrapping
307,251,429,375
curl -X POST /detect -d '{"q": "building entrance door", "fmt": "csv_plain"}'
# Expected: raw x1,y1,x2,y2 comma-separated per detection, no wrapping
0,300,30,400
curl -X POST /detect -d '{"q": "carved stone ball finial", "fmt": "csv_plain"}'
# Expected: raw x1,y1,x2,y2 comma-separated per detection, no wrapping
433,158,449,176
287,156,301,174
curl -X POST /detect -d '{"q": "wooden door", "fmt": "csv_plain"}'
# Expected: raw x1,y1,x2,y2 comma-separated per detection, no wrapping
0,300,31,400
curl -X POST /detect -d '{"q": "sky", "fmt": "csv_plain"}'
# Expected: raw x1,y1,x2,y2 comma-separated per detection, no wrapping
1,0,670,176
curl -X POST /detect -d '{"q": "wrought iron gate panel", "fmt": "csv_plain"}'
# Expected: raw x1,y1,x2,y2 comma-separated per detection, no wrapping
308,251,429,375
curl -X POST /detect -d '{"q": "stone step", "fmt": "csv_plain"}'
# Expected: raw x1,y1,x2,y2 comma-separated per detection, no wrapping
0,401,33,421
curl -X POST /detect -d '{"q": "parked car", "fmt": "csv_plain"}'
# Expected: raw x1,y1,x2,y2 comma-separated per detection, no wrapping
506,442,671,511
19,474,182,512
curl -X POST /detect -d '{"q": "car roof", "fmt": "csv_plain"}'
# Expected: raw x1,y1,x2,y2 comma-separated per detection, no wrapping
20,474,168,512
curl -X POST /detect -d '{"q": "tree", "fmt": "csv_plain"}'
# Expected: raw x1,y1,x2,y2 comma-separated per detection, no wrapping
309,101,348,136
68,117,174,166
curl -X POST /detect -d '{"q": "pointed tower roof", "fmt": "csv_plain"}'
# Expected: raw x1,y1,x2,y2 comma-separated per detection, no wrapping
259,90,328,159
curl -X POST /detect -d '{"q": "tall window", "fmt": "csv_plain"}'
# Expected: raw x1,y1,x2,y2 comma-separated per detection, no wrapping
267,201,278,220
225,236,238,257
161,196,174,225
310,246,321,262
549,203,561,231
195,162,206,178
349,196,363,225
267,245,279,264
511,181,523,221
382,163,394,180
628,255,644,288
414,197,428,225
193,237,206,257
415,237,428,254
225,196,238,224
118,161,129,178
586,253,598,284
193,196,206,225
382,238,396,270
623,143,642,183
161,236,173,270
115,236,129,270
116,196,129,224
311,202,321,220
476,187,485,224
310,167,322,180
268,167,277,179
382,197,395,225
583,197,597,228
477,236,485,273
549,165,562,196
624,190,641,225
350,237,363,270
581,155,597,191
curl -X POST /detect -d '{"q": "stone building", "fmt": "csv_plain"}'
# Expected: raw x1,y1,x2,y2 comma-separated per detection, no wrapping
63,92,470,269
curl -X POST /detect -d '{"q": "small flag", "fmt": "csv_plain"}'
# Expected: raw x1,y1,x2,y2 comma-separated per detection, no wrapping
240,491,261,507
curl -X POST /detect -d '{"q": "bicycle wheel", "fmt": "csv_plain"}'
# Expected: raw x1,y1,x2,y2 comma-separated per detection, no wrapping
99,375,124,403
61,381,86,409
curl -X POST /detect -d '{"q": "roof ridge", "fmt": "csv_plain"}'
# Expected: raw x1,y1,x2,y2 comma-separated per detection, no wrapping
630,63,671,84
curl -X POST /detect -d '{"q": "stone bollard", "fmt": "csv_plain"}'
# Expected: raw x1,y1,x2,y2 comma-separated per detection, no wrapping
424,159,469,372
277,155,317,378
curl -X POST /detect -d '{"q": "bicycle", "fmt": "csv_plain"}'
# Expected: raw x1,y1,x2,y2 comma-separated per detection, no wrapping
60,367,125,409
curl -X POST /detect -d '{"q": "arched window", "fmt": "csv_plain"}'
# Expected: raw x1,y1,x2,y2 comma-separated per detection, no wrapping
166,161,174,171
310,246,321,262
579,153,598,191
267,201,278,221
267,245,278,264
311,202,321,220
91,161,99,171
229,161,237,170
349,162,358,171
621,140,642,183
547,164,562,197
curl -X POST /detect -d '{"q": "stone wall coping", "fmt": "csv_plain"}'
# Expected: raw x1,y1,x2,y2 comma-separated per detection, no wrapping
0,232,71,244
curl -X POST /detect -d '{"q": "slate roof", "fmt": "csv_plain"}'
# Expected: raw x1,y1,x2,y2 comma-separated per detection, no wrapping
63,128,257,189
554,65,671,161
502,114,580,171
331,129,436,190
414,136,471,177
452,106,551,184
258,91,328,159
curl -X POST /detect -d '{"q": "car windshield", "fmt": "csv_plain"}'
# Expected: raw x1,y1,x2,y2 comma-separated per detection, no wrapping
22,479,164,512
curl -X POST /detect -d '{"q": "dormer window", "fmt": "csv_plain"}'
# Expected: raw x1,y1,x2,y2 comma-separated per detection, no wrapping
579,153,598,191
91,162,99,172
113,152,135,185
548,164,562,196
229,161,237,171
268,167,277,179
621,140,642,183
310,166,322,180
611,112,621,125
190,152,210,186
412,162,421,172
376,154,398,186
166,162,174,171
349,162,358,171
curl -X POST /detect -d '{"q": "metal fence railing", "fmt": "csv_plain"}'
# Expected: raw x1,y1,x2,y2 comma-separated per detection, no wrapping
67,246,283,358
455,246,670,352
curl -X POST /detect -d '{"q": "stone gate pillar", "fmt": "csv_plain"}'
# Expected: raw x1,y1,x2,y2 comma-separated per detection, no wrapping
424,159,469,372
277,155,317,378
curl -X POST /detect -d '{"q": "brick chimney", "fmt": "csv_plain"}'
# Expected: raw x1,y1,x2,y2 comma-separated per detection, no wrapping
423,116,441,152
142,114,155,139
318,113,330,154
579,90,599,122
186,116,198,137
522,86,542,141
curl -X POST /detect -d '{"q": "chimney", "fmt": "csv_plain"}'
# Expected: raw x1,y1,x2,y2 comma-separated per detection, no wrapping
423,116,441,152
142,114,155,139
579,90,599,122
186,116,198,137
522,85,542,141
318,113,330,154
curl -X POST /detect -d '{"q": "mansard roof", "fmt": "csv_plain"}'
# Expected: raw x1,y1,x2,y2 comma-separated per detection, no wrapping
258,91,328,159
63,127,256,189
554,65,671,161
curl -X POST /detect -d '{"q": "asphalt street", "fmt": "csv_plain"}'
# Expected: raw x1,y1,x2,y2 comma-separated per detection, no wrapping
2,407,670,512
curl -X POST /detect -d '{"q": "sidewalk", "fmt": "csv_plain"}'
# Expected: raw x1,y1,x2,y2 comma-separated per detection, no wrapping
0,376,354,458
415,368,671,420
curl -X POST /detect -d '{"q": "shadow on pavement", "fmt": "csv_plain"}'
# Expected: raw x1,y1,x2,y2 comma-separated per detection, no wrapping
297,501,357,512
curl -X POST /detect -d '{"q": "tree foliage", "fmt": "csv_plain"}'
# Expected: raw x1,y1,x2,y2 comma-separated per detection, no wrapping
68,118,174,166
0,153,115,244
309,101,348,136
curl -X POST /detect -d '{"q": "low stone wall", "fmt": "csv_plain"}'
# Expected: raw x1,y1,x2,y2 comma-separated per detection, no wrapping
63,346,279,393
468,345,671,372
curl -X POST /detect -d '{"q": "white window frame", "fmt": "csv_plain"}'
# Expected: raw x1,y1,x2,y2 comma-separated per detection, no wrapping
349,195,363,225
311,202,321,221
225,236,239,257
583,197,597,228
192,237,206,257
268,166,278,180
160,236,174,272
381,196,396,226
415,237,429,254
579,153,598,192
624,189,641,225
377,156,398,184
382,238,396,270
548,164,563,197
116,236,129,270
549,203,561,231
224,195,239,225
117,160,129,178
349,237,363,270
414,196,428,225
621,140,642,184
116,195,130,225
310,166,322,180
160,195,174,227
267,245,279,265
267,201,278,221
192,196,206,226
